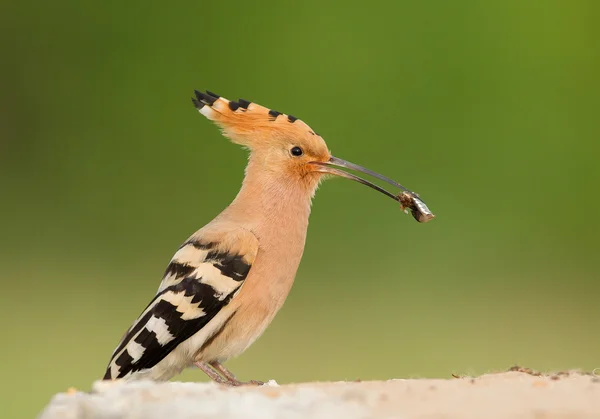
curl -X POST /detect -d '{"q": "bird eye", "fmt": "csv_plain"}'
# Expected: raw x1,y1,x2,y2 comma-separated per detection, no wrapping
290,146,304,157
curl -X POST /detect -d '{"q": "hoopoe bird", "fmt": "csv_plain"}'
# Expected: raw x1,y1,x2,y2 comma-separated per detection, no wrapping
103,90,434,386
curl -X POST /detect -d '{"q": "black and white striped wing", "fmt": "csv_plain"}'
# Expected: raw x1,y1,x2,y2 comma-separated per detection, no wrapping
104,235,257,380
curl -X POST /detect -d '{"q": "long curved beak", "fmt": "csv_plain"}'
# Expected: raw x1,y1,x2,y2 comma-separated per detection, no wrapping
310,156,435,223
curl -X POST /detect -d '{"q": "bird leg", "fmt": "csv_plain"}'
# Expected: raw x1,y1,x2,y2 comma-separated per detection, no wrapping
210,361,264,386
194,361,231,385
209,361,238,382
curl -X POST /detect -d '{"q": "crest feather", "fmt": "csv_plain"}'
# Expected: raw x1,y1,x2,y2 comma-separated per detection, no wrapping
192,90,319,148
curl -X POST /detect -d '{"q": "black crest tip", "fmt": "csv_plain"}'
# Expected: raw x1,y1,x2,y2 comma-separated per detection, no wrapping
192,98,205,109
238,99,251,109
194,90,217,106
268,110,281,120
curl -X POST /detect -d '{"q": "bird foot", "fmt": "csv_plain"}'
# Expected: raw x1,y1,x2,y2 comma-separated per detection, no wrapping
195,361,264,386
219,378,264,387
215,379,265,387
230,379,264,387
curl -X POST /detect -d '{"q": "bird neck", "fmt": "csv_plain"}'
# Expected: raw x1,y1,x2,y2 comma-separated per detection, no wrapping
224,155,314,247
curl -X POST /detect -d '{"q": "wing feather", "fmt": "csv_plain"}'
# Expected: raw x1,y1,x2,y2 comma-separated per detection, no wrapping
104,231,257,380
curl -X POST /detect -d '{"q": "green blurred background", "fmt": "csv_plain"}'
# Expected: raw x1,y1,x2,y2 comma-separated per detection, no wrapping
2,0,599,417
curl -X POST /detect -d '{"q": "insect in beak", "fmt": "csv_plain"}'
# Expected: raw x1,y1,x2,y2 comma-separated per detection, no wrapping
310,156,435,223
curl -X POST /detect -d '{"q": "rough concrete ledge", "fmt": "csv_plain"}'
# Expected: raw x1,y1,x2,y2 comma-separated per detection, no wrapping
39,371,600,419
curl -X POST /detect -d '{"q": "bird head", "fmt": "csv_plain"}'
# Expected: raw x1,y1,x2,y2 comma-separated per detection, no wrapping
193,90,434,222
192,90,329,185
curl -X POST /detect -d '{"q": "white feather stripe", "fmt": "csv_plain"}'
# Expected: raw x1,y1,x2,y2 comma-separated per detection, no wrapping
126,341,146,362
112,296,165,355
160,290,206,321
199,106,216,119
193,263,241,298
145,316,175,345
158,246,210,292
110,363,121,379
171,245,209,264
212,98,230,112
132,293,168,325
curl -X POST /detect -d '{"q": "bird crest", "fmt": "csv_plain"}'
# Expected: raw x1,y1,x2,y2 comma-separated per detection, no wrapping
192,90,322,150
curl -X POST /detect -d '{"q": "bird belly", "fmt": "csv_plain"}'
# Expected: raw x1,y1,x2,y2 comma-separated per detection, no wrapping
195,290,287,363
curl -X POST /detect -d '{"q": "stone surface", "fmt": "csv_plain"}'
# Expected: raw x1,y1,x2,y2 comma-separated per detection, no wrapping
39,371,600,419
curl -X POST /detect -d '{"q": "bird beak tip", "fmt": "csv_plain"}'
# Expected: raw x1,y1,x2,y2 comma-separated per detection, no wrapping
313,156,435,223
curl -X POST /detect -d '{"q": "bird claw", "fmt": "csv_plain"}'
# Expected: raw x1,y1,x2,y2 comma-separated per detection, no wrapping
223,379,264,387
246,380,265,386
